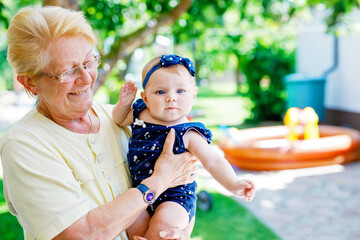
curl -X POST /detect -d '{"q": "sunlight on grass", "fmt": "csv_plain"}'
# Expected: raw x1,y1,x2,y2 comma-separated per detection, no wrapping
192,82,252,141
192,175,280,240
191,193,280,240
0,203,8,214
193,96,251,126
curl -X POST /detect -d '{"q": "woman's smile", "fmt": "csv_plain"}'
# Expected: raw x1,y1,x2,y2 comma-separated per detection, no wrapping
70,88,89,95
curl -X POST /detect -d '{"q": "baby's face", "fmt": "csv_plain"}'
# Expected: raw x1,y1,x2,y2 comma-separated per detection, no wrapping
142,65,197,125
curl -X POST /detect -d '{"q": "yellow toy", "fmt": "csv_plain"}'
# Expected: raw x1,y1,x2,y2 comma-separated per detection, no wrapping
283,107,301,142
283,107,320,141
302,107,320,139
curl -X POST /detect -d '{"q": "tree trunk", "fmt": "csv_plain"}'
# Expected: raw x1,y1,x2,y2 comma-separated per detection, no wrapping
95,0,193,91
43,0,78,10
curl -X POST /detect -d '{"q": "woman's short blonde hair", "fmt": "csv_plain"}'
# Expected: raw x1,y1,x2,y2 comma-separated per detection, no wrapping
7,6,96,77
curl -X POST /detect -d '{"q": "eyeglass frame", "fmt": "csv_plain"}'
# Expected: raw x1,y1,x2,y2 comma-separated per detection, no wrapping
39,55,101,83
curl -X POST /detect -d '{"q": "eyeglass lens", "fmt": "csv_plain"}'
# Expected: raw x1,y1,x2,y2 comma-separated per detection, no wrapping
60,57,100,82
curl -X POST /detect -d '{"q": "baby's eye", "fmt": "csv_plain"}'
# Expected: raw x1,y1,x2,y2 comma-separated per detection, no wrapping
156,90,165,94
177,89,185,93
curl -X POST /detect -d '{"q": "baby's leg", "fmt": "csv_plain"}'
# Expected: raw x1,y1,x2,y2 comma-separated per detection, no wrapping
144,201,190,240
127,209,150,239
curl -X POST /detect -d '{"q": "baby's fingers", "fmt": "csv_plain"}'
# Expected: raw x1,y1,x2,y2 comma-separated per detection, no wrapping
242,179,256,189
245,188,256,201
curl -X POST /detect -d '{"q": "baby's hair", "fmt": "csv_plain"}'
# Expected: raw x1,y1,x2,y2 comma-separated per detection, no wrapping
141,56,161,86
141,55,196,89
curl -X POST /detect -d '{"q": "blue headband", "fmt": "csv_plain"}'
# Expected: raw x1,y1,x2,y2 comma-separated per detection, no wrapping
142,54,195,89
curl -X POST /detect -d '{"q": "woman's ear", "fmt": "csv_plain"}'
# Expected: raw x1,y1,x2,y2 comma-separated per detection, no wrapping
17,75,38,95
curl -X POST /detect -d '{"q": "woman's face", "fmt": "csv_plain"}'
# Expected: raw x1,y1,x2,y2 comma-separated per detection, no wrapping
35,35,97,120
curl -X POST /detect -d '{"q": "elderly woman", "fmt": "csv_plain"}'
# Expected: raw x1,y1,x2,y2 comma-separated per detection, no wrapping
0,6,197,240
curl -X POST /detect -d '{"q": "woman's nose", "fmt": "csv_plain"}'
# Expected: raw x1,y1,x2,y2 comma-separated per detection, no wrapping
76,67,94,84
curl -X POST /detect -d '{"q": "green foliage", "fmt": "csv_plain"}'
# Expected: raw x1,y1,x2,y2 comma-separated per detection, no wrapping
171,0,235,80
81,0,147,40
102,71,124,104
170,0,297,121
0,179,23,240
0,212,23,240
0,0,41,91
242,40,294,122
0,1,10,30
0,0,358,118
0,2,13,90
306,0,360,32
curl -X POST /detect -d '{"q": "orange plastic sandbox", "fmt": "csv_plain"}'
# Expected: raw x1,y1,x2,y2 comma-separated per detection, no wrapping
217,125,360,171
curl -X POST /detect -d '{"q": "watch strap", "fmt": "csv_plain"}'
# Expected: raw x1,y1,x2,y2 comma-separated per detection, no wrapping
136,184,156,205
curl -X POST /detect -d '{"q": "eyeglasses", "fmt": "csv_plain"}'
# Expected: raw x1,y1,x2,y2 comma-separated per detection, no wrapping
40,55,101,83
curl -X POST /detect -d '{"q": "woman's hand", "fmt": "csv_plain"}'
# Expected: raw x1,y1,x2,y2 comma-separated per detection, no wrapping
151,128,198,191
133,228,189,240
133,218,195,240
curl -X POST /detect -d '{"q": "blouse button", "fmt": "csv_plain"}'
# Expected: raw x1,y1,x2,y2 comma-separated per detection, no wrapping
97,154,103,163
102,171,111,181
88,135,96,145
106,173,111,181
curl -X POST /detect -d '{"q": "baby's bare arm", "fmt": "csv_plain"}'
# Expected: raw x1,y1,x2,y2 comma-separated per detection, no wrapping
112,80,138,126
185,131,256,201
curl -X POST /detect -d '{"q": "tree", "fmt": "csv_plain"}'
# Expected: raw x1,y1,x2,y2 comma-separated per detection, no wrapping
79,0,193,91
0,0,193,92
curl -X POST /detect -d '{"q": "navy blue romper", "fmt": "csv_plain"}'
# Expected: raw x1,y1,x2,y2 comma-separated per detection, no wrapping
128,99,212,221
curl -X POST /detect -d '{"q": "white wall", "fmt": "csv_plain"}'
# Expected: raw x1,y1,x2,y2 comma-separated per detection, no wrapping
296,10,360,113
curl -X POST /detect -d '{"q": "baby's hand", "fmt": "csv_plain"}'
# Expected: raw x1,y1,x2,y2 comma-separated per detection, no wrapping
232,178,256,202
119,80,137,107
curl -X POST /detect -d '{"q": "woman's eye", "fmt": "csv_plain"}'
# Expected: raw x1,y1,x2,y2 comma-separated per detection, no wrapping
156,90,165,94
177,89,185,93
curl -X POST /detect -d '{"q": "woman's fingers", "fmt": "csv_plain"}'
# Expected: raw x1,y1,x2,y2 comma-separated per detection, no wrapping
159,228,187,240
162,129,176,154
154,129,199,188
133,236,147,240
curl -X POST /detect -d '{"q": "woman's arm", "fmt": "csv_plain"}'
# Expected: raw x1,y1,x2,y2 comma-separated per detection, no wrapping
54,129,198,240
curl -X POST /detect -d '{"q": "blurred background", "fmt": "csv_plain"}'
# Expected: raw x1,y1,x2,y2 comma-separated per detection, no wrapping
1,0,360,239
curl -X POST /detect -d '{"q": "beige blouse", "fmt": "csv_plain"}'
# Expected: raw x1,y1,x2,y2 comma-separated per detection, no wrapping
1,103,132,240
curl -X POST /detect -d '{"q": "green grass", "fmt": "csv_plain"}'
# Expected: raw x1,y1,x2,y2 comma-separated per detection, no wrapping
190,176,279,240
0,180,23,239
192,193,279,240
192,82,252,141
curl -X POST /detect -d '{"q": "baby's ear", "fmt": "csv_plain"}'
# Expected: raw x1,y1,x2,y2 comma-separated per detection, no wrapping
193,87,198,99
141,91,147,103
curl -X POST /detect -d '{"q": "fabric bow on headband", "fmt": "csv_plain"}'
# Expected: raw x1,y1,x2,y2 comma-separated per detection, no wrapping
143,54,195,89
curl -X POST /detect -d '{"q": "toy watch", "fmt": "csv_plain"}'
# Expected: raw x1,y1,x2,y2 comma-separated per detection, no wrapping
136,184,156,205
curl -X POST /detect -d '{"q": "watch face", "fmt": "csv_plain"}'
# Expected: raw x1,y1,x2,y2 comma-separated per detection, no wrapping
145,190,156,204
146,192,154,201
